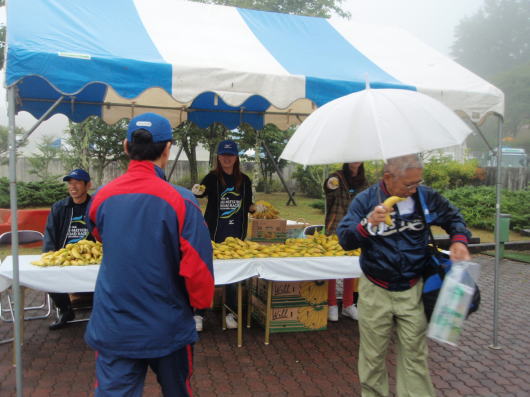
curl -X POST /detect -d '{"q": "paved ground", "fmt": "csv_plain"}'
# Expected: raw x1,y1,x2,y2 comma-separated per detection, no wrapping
1,254,529,397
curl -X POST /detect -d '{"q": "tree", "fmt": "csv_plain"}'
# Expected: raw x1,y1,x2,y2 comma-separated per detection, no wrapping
27,136,62,180
173,121,204,183
0,125,27,165
490,60,530,136
192,0,350,18
235,123,293,193
63,117,128,186
451,0,530,79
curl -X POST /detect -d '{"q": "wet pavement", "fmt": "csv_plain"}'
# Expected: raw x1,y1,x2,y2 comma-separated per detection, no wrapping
1,254,529,396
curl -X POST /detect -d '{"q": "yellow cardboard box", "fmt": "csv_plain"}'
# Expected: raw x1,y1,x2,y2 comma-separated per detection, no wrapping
251,295,328,333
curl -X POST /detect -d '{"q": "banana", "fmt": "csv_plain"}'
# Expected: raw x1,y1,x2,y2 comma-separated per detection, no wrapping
31,240,103,266
70,246,82,259
382,196,406,225
212,235,361,260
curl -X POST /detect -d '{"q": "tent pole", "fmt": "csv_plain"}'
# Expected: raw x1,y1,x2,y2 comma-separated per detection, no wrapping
261,140,296,206
490,114,504,350
19,95,65,143
0,95,65,157
467,119,495,153
7,86,24,397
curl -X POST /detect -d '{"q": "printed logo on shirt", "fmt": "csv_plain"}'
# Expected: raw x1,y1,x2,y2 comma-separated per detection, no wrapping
219,187,242,219
65,215,89,245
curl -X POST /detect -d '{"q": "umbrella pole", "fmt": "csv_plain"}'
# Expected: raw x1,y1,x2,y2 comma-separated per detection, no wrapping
7,86,24,397
490,114,504,350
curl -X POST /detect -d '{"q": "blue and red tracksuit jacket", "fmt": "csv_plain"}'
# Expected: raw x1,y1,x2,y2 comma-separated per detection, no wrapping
84,160,214,359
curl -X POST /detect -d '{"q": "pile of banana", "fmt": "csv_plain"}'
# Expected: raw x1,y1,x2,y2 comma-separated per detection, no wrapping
252,200,280,219
31,240,103,267
212,234,360,260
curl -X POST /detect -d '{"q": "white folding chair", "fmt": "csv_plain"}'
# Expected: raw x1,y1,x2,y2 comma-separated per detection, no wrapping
0,230,51,344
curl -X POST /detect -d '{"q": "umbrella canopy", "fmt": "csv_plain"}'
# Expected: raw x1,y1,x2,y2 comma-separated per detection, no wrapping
6,0,503,130
280,88,473,165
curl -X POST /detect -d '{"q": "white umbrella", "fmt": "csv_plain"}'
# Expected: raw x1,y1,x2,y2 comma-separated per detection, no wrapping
280,88,473,165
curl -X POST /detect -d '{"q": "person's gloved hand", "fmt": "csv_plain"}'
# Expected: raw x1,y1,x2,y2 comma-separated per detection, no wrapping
326,176,340,190
192,184,206,195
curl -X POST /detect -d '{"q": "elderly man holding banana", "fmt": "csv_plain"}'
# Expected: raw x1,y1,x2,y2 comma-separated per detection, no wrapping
337,154,471,397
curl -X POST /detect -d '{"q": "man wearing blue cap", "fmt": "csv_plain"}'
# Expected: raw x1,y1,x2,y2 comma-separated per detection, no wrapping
43,168,94,330
85,113,214,397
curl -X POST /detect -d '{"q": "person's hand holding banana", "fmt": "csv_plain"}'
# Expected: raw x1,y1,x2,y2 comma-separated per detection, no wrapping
192,184,206,195
367,196,405,226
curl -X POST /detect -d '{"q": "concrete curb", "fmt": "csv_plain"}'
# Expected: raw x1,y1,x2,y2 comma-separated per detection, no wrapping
468,240,530,254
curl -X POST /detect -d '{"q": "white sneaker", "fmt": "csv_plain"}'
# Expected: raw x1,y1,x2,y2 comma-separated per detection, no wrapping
225,313,238,329
328,305,339,322
194,315,203,332
342,304,359,320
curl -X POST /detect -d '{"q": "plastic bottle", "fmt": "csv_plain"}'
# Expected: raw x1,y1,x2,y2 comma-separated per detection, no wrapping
427,261,480,346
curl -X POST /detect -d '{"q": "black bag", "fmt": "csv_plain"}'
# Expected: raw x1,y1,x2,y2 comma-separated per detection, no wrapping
417,187,481,321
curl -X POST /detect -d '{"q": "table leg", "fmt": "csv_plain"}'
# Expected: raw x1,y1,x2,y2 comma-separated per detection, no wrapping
246,278,252,328
237,282,243,347
221,285,227,330
265,280,272,345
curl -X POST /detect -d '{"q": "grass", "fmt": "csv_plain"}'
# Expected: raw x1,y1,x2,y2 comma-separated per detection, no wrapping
247,192,530,244
482,250,530,264
3,192,529,261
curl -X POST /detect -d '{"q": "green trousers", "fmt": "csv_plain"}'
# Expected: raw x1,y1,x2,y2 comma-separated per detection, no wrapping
357,276,436,397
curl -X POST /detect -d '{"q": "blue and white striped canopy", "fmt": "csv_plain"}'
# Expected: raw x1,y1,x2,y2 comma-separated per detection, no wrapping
6,0,504,130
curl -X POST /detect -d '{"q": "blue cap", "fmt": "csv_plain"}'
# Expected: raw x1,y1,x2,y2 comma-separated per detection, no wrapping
127,113,172,143
217,139,239,156
63,169,91,182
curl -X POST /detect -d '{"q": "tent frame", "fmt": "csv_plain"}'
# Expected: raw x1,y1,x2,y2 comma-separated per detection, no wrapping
7,87,505,397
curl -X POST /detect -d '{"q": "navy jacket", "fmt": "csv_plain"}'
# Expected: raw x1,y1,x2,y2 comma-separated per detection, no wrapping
43,195,92,252
85,161,214,358
337,182,470,291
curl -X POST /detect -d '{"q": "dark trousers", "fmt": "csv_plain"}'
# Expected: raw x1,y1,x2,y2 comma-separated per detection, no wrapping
95,345,194,397
49,293,71,312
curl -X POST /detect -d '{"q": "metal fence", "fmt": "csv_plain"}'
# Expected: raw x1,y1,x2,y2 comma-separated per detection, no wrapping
484,167,529,190
0,158,299,191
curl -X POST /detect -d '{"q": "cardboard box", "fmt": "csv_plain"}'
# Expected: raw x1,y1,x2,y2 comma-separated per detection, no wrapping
251,295,327,333
249,218,287,243
251,278,328,307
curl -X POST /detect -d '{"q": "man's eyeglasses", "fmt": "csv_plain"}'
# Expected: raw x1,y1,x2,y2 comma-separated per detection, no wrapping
402,179,424,190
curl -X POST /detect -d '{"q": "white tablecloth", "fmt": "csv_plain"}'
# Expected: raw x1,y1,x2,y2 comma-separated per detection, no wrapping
0,255,361,293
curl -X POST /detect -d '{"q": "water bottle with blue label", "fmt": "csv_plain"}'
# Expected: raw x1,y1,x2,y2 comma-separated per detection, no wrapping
427,261,480,346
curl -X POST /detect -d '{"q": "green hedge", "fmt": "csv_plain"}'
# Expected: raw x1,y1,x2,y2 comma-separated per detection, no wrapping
0,178,67,208
311,186,530,232
443,186,530,232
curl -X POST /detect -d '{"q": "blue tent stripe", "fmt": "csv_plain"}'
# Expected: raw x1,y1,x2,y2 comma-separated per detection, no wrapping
307,78,416,107
17,76,106,123
189,93,269,129
7,0,171,98
237,8,414,105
